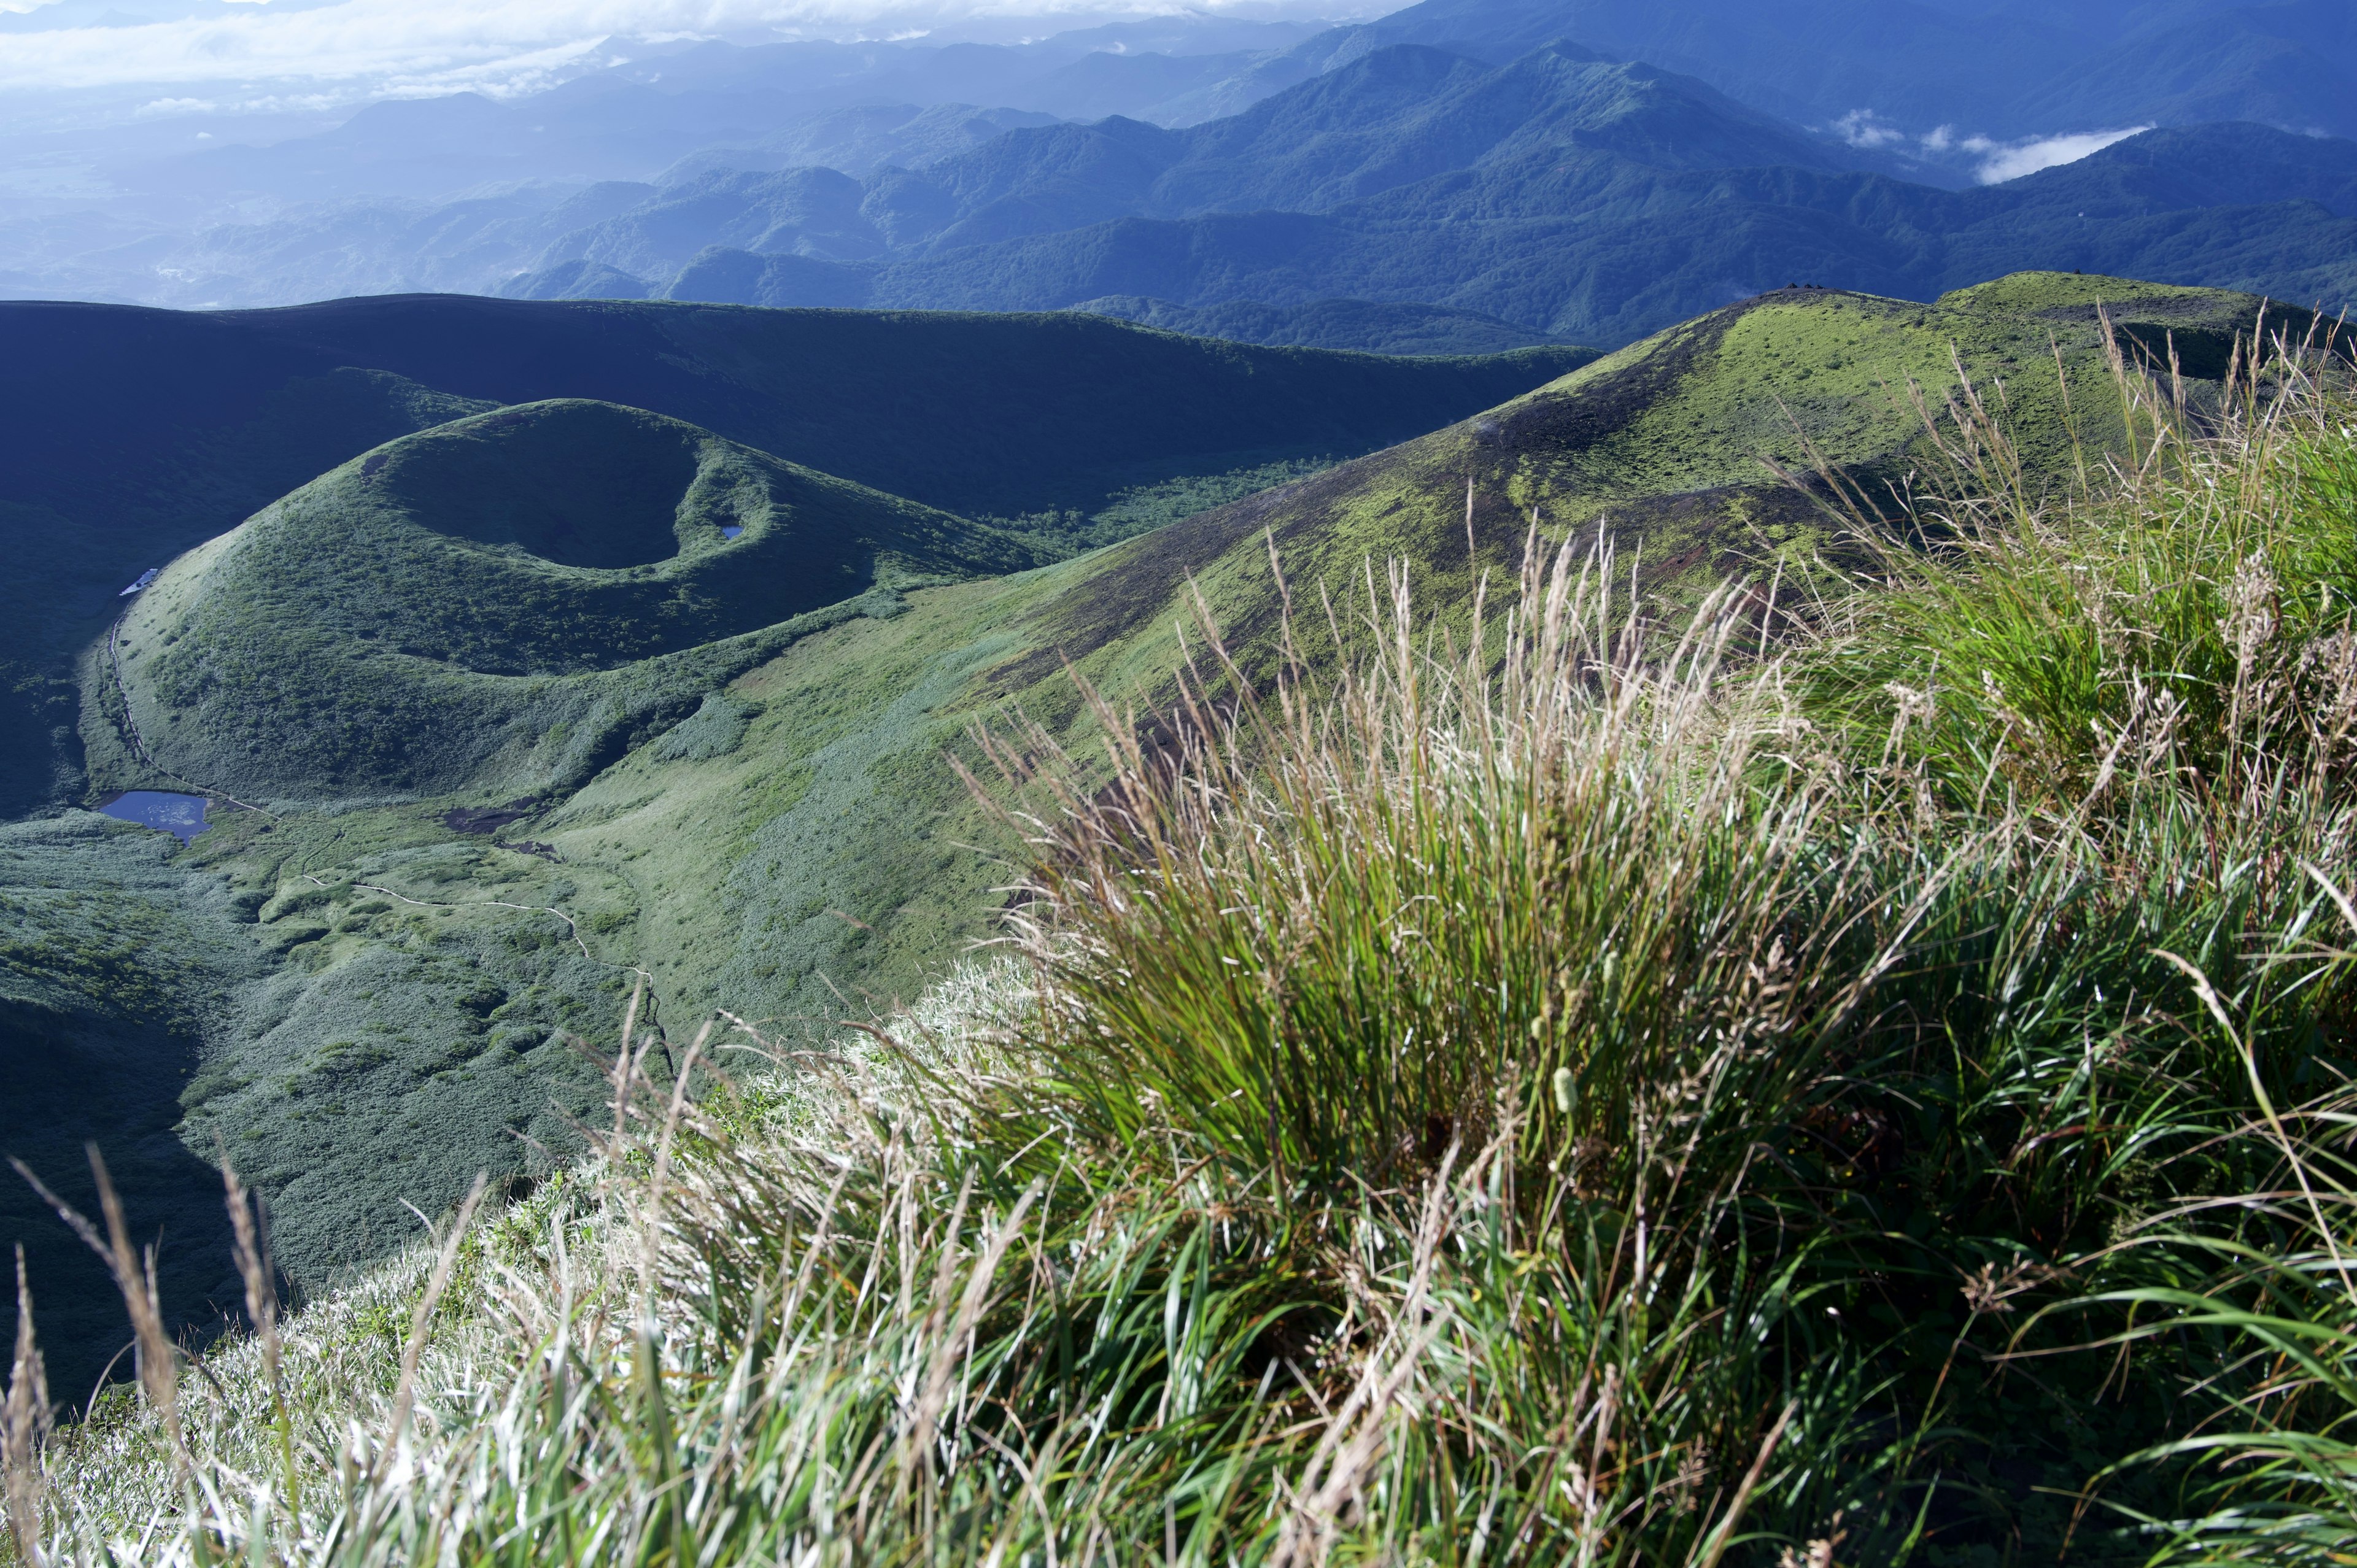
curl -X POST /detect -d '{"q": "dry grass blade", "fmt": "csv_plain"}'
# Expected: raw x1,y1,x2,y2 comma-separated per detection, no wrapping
378,1168,489,1475
219,1153,296,1516
1689,1402,1797,1568
9,1149,185,1472
4,1246,50,1568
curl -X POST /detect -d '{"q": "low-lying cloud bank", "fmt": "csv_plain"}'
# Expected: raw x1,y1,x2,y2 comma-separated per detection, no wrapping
1834,108,2153,183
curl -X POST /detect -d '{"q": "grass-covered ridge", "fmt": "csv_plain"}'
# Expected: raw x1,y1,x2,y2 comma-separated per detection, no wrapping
10,315,2354,1562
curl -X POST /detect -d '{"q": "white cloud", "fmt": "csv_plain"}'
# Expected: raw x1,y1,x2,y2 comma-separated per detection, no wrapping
1974,126,2150,184
0,0,1297,94
1830,108,1903,150
1827,110,2154,185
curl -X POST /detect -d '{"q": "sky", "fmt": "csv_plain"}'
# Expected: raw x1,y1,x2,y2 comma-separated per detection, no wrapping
0,0,1326,99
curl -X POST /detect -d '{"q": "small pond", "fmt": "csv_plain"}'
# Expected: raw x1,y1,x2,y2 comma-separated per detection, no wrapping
721,525,744,540
99,790,212,842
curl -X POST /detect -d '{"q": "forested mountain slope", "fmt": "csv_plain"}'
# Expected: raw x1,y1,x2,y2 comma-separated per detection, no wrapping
648,115,2357,344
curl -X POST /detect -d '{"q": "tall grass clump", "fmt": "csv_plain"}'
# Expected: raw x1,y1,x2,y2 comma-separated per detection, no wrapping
4,317,2355,1565
1808,314,2357,812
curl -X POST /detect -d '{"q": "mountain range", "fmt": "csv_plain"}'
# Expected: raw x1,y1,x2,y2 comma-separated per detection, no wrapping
511,48,2355,346
4,0,2355,351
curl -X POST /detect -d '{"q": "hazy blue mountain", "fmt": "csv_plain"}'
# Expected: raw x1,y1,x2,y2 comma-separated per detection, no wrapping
0,12,1337,312
653,104,1067,185
112,17,1336,207
14,0,2355,318
653,118,2356,344
1315,0,2357,142
532,42,1868,284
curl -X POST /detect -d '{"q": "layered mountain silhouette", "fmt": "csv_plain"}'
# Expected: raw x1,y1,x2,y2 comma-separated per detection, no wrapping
1312,0,2357,143
478,41,2355,348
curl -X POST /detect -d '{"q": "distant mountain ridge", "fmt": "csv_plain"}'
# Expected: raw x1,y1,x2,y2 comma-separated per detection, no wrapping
538,107,2356,348
1320,0,2357,142
516,42,1850,287
9,0,2355,321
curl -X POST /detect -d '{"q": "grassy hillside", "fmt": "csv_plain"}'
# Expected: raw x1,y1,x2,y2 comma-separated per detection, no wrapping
508,272,2321,1046
19,282,2357,1565
0,295,1586,817
172,272,2299,1070
10,271,2318,1419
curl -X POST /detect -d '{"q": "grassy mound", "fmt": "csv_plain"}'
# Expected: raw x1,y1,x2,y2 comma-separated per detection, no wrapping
14,319,2355,1563
99,400,1034,803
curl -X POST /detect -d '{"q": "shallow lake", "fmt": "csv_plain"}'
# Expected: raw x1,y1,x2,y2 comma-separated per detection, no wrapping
99,790,211,842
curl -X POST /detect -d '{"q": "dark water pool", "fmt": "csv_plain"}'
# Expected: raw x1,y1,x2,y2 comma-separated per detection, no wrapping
99,790,211,842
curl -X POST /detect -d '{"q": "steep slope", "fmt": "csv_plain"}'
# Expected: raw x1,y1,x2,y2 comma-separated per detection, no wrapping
102,401,1035,803
0,294,1585,817
9,269,2315,1411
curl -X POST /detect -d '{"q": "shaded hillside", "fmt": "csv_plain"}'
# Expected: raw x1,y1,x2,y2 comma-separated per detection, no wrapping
0,815,268,1407
0,295,1585,816
1066,294,1583,353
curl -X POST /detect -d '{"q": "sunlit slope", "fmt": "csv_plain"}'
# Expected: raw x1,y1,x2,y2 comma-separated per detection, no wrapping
1004,273,2318,674
524,273,2313,1032
99,400,1033,803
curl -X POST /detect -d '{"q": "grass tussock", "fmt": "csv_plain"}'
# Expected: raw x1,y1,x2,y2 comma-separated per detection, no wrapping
6,325,2357,1564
